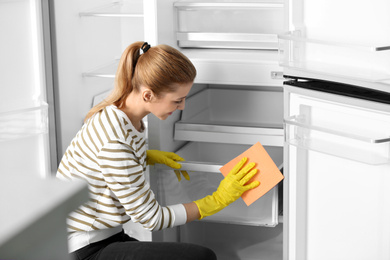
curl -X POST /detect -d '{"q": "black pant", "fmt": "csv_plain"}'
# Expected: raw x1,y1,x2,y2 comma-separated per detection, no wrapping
70,230,217,260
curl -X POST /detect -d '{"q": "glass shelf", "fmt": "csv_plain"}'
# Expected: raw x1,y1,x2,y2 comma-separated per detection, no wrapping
82,60,118,78
278,31,390,83
174,1,284,9
79,3,143,18
174,88,284,146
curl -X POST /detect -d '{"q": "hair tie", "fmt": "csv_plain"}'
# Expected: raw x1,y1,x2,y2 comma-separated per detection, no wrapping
140,42,151,54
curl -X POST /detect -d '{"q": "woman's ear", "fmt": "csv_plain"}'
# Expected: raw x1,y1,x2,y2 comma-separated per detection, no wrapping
142,90,153,102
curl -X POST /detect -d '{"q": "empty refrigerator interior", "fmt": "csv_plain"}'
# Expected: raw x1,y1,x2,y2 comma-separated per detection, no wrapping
149,83,285,260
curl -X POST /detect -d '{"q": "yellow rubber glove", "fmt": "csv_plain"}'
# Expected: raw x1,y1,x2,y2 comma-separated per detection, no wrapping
146,150,190,181
174,170,190,181
194,157,260,219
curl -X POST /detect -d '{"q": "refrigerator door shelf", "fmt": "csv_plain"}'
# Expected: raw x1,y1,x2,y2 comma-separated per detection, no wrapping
155,142,283,226
0,101,48,142
278,32,390,83
174,1,284,50
174,88,284,146
285,116,390,165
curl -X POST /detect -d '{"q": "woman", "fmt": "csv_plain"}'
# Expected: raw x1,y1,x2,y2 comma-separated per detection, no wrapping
57,41,260,260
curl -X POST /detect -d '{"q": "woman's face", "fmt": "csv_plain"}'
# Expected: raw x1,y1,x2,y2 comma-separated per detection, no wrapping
147,82,193,120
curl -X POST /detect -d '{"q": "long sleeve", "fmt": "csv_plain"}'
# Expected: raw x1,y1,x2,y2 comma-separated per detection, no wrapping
57,105,187,234
97,140,183,231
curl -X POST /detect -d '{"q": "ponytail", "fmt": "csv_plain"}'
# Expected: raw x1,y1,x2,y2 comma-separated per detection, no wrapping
84,41,196,121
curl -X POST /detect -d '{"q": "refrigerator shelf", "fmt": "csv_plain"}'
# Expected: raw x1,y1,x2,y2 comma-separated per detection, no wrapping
81,51,284,86
174,0,284,50
79,2,143,18
82,60,118,78
174,88,284,146
278,31,390,83
173,1,284,9
155,142,283,226
176,32,279,50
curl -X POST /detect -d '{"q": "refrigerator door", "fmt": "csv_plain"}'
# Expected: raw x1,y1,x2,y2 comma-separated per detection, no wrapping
0,0,54,177
284,81,390,260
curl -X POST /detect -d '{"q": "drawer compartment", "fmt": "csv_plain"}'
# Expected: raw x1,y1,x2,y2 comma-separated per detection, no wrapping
174,88,284,146
155,142,283,226
174,1,284,50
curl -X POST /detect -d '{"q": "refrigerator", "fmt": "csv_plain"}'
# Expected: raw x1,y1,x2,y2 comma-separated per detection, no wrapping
33,0,390,259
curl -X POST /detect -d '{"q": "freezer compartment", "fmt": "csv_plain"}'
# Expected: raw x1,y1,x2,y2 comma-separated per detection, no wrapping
174,1,284,50
174,88,284,146
156,142,283,226
278,31,390,83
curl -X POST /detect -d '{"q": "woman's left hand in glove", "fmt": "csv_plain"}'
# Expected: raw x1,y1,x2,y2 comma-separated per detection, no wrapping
146,150,190,181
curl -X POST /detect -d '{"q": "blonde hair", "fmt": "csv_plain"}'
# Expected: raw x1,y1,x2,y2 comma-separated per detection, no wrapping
85,41,197,121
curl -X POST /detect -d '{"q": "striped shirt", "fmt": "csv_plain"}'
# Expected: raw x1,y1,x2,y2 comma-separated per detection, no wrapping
56,105,186,252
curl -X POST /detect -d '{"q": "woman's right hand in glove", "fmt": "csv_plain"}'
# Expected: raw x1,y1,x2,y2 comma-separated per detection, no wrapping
194,157,260,219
